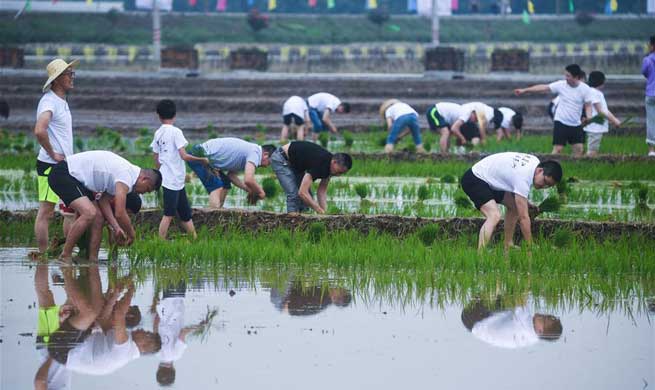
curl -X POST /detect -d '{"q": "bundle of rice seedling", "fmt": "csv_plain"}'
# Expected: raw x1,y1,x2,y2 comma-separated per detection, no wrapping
587,113,606,125
538,196,561,213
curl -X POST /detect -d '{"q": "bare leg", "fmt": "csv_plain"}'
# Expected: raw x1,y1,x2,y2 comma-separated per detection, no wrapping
62,214,74,237
208,188,227,209
439,127,450,154
571,143,584,157
502,192,519,249
586,150,598,157
87,202,105,261
180,220,197,239
471,137,480,146
35,202,55,254
280,125,289,143
496,129,504,142
61,197,96,261
158,216,173,239
297,125,305,141
478,200,501,250
551,145,564,154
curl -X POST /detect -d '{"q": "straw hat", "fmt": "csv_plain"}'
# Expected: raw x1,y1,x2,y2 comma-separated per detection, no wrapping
42,58,79,93
467,102,488,134
379,99,400,121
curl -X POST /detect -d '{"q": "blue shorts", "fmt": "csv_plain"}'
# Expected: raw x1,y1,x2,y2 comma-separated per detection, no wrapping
309,108,327,133
187,145,232,194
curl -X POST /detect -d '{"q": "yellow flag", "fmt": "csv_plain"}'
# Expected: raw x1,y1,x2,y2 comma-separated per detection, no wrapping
368,0,377,9
86,0,93,4
268,0,276,10
610,0,617,11
527,0,534,13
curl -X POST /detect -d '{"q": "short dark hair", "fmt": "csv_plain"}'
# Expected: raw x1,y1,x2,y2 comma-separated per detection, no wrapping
156,99,176,120
156,364,176,386
333,153,352,170
512,112,523,130
126,192,142,214
339,102,351,113
538,160,563,183
147,169,163,191
565,64,584,79
261,144,276,156
588,70,605,88
125,305,142,328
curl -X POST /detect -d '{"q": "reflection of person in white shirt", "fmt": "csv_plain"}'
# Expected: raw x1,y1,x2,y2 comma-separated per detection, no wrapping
63,284,161,376
461,298,563,349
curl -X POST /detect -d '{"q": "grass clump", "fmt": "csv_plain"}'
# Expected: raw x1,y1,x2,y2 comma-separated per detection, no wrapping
261,177,278,198
538,196,561,213
318,132,329,147
552,229,573,248
454,194,473,209
343,131,354,148
417,185,429,202
441,174,456,184
308,222,326,243
354,183,369,199
416,224,440,247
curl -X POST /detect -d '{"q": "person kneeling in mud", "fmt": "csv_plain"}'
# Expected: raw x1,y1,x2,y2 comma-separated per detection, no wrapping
460,152,562,250
379,99,425,154
47,150,162,261
271,141,352,214
187,137,275,209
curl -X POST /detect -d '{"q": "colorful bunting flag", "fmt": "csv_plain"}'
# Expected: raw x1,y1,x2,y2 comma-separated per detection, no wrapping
527,0,534,13
217,0,226,11
611,0,618,11
327,0,335,8
604,0,612,13
86,0,93,5
522,9,530,24
407,0,416,12
247,0,254,5
189,0,196,6
568,0,574,13
25,0,31,10
308,0,317,7
451,0,459,11
268,0,276,10
367,0,377,9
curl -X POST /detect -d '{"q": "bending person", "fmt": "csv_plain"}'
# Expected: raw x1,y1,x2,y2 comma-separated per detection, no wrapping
379,99,425,154
460,152,562,250
426,102,479,154
280,96,310,142
307,92,350,141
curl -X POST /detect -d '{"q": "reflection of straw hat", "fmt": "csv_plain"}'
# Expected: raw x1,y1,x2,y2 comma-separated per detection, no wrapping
42,58,79,93
379,99,400,121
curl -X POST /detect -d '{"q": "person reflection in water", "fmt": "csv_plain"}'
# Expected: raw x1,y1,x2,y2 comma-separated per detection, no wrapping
48,274,161,375
270,281,352,316
33,260,73,389
461,297,563,349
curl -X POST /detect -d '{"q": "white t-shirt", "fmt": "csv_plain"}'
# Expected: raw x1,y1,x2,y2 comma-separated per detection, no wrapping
498,107,516,130
157,297,188,363
584,88,609,134
548,80,595,126
36,91,74,164
462,102,494,128
67,151,141,195
150,124,188,191
307,93,341,113
37,349,72,390
66,329,141,375
283,96,309,118
435,102,472,126
385,102,418,120
471,306,540,349
472,152,540,198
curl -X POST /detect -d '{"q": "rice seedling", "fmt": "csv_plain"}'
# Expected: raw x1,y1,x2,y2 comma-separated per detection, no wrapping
416,224,440,246
354,183,369,199
308,222,326,243
417,185,429,201
318,132,329,147
441,174,456,184
343,131,354,148
262,176,278,198
538,196,561,213
552,229,573,248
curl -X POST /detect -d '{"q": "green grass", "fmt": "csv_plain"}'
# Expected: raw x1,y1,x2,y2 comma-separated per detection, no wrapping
1,12,651,45
125,225,655,312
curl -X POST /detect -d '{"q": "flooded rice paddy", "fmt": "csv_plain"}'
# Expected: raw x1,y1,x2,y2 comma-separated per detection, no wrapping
0,248,653,389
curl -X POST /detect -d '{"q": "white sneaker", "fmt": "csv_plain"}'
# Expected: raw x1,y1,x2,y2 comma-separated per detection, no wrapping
649,151,655,157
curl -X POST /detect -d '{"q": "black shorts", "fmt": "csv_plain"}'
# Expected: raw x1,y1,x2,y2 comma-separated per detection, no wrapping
36,160,55,176
553,121,585,146
163,187,192,222
460,122,480,142
426,106,449,131
460,168,505,209
48,161,94,207
283,113,304,126
47,319,92,365
491,108,503,130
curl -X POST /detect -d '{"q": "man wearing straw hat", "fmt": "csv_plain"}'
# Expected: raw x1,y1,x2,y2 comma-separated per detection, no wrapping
32,58,79,257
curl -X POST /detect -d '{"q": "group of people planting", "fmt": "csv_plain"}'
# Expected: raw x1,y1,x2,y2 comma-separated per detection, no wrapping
35,56,565,263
